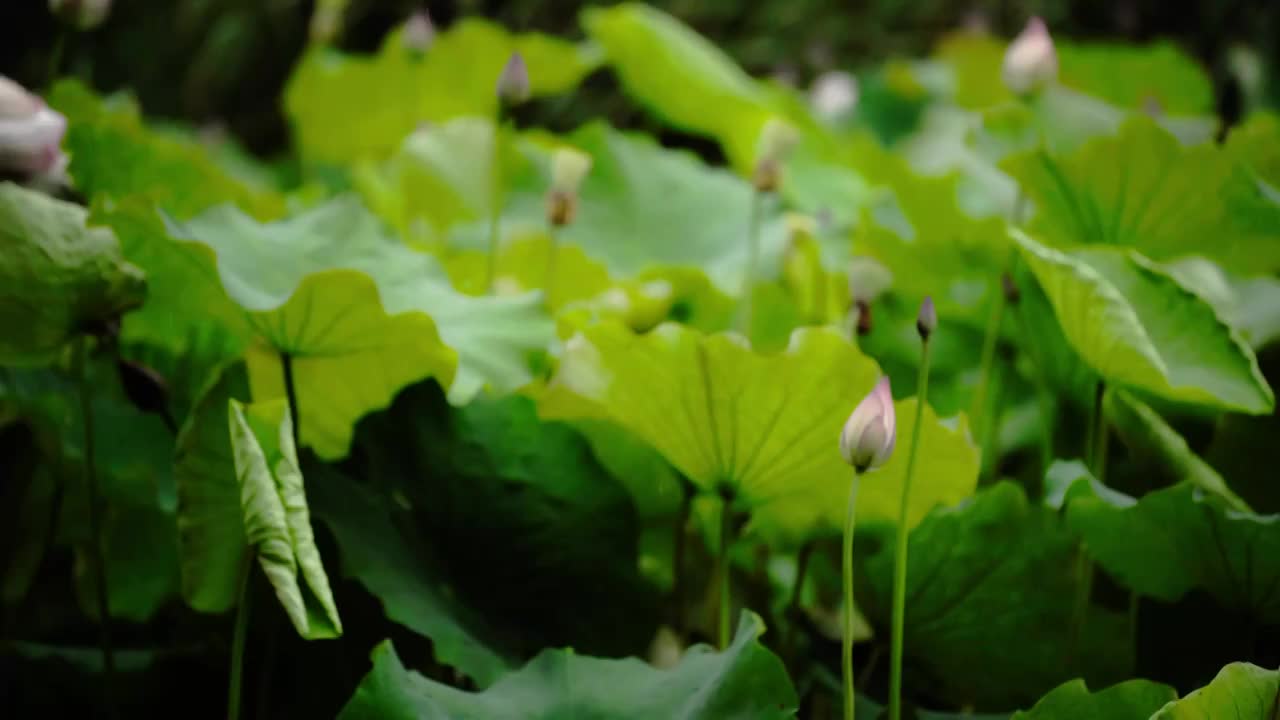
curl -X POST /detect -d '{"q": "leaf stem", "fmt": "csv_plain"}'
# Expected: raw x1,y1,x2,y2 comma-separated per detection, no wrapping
972,278,1006,478
544,225,560,309
228,553,254,720
717,493,733,650
736,190,766,334
843,469,862,720
889,340,931,720
485,112,510,294
47,29,67,89
281,353,300,450
1011,300,1055,476
671,480,693,635
76,338,117,719
1090,381,1108,484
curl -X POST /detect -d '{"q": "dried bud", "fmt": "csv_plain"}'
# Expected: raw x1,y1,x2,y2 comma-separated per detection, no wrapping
916,296,936,340
546,191,577,228
840,376,896,472
855,299,873,336
496,52,531,106
751,118,798,193
49,0,111,30
545,147,592,227
402,10,435,55
0,76,68,182
809,71,858,122
1002,17,1058,94
1001,273,1021,304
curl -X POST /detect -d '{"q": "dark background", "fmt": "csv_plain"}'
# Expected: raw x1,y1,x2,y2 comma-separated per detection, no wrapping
2,0,1277,160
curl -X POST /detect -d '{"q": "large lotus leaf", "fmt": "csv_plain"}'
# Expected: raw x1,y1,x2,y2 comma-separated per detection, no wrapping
1010,678,1177,720
1226,112,1280,191
1013,230,1273,414
305,460,515,687
285,19,600,165
339,612,796,719
542,322,979,546
581,3,775,174
1151,663,1279,719
1064,481,1280,624
1005,117,1280,274
1163,256,1280,351
227,397,341,639
860,482,1132,709
332,379,658,662
48,80,282,219
0,183,146,365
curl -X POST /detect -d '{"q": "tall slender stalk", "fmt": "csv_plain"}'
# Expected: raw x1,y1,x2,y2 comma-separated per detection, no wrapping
544,226,561,309
1091,382,1109,484
281,353,300,449
1010,301,1055,475
76,338,117,719
717,495,734,649
736,190,766,333
972,277,1006,478
485,113,510,294
889,341,932,720
670,482,693,635
47,30,67,89
227,553,254,720
842,469,863,720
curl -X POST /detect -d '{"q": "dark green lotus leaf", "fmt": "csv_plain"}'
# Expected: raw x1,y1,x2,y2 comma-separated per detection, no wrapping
0,183,146,365
338,612,796,719
1010,678,1176,720
1151,663,1279,719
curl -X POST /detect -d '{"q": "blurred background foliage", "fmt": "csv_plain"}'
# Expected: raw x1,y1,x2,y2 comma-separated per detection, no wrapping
1,0,1276,161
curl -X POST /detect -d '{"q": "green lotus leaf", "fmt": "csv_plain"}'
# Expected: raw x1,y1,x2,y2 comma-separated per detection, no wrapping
285,19,599,165
860,482,1132,709
1225,112,1280,192
1163,256,1280,351
1065,481,1280,624
581,2,775,174
1013,230,1273,414
1150,663,1279,719
338,612,796,719
1006,117,1280,274
227,397,341,639
0,183,146,365
542,322,978,545
1010,678,1176,720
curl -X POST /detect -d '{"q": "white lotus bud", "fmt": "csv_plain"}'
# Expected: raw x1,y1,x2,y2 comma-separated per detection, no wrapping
809,71,858,121
402,10,435,55
840,376,896,472
496,52,531,106
1002,17,1058,95
751,118,798,193
0,76,68,180
546,147,592,227
49,0,111,30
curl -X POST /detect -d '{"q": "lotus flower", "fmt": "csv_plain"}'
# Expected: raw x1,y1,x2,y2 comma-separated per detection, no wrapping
0,76,68,181
1002,17,1058,94
840,376,896,472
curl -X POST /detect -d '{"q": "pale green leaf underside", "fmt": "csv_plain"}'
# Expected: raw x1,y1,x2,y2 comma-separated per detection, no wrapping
1151,663,1280,719
1010,678,1176,720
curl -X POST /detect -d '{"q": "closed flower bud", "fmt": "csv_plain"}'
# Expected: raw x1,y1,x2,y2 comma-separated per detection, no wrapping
916,296,936,340
402,10,435,55
809,71,858,122
751,118,798,193
0,76,68,181
49,0,111,31
840,376,896,472
1002,17,1057,94
496,52,531,106
545,147,592,227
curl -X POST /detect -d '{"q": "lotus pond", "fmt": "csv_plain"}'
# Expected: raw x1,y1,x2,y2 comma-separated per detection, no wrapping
2,2,1280,718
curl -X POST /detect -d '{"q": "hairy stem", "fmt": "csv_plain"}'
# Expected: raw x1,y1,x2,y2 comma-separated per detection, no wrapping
972,279,1006,478
843,470,862,720
671,482,693,635
736,190,766,334
485,112,510,294
1091,382,1109,484
889,340,931,720
544,225,560,309
227,553,254,720
717,495,734,649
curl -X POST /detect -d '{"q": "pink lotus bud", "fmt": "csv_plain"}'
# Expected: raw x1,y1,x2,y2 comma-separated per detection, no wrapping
1002,17,1058,94
496,52,531,106
916,296,936,340
840,376,896,472
0,76,68,180
402,10,435,55
49,0,111,31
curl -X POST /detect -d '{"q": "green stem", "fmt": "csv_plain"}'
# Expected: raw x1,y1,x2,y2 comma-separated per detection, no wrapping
671,482,692,635
972,277,1006,476
843,469,862,720
485,113,510,294
1091,382,1108,484
77,338,117,719
48,30,67,89
736,190,766,334
889,340,932,720
227,553,254,720
544,226,560,309
717,495,734,649
1011,303,1055,476
281,353,300,450
1069,542,1094,666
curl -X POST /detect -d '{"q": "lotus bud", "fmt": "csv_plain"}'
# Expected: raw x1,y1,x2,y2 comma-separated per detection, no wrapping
496,52,531,107
916,296,936,341
402,10,435,55
49,0,111,30
840,376,896,472
1002,17,1058,95
751,118,798,193
309,0,345,44
545,147,592,227
809,71,858,122
0,76,68,181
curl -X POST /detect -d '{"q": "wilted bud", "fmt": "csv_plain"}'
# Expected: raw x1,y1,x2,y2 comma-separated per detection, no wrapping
0,76,68,182
496,52,531,106
402,10,435,55
545,147,592,227
49,0,111,30
1002,17,1058,94
1001,272,1021,304
751,118,798,193
854,299,873,336
809,71,858,122
840,376,896,472
916,296,936,340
